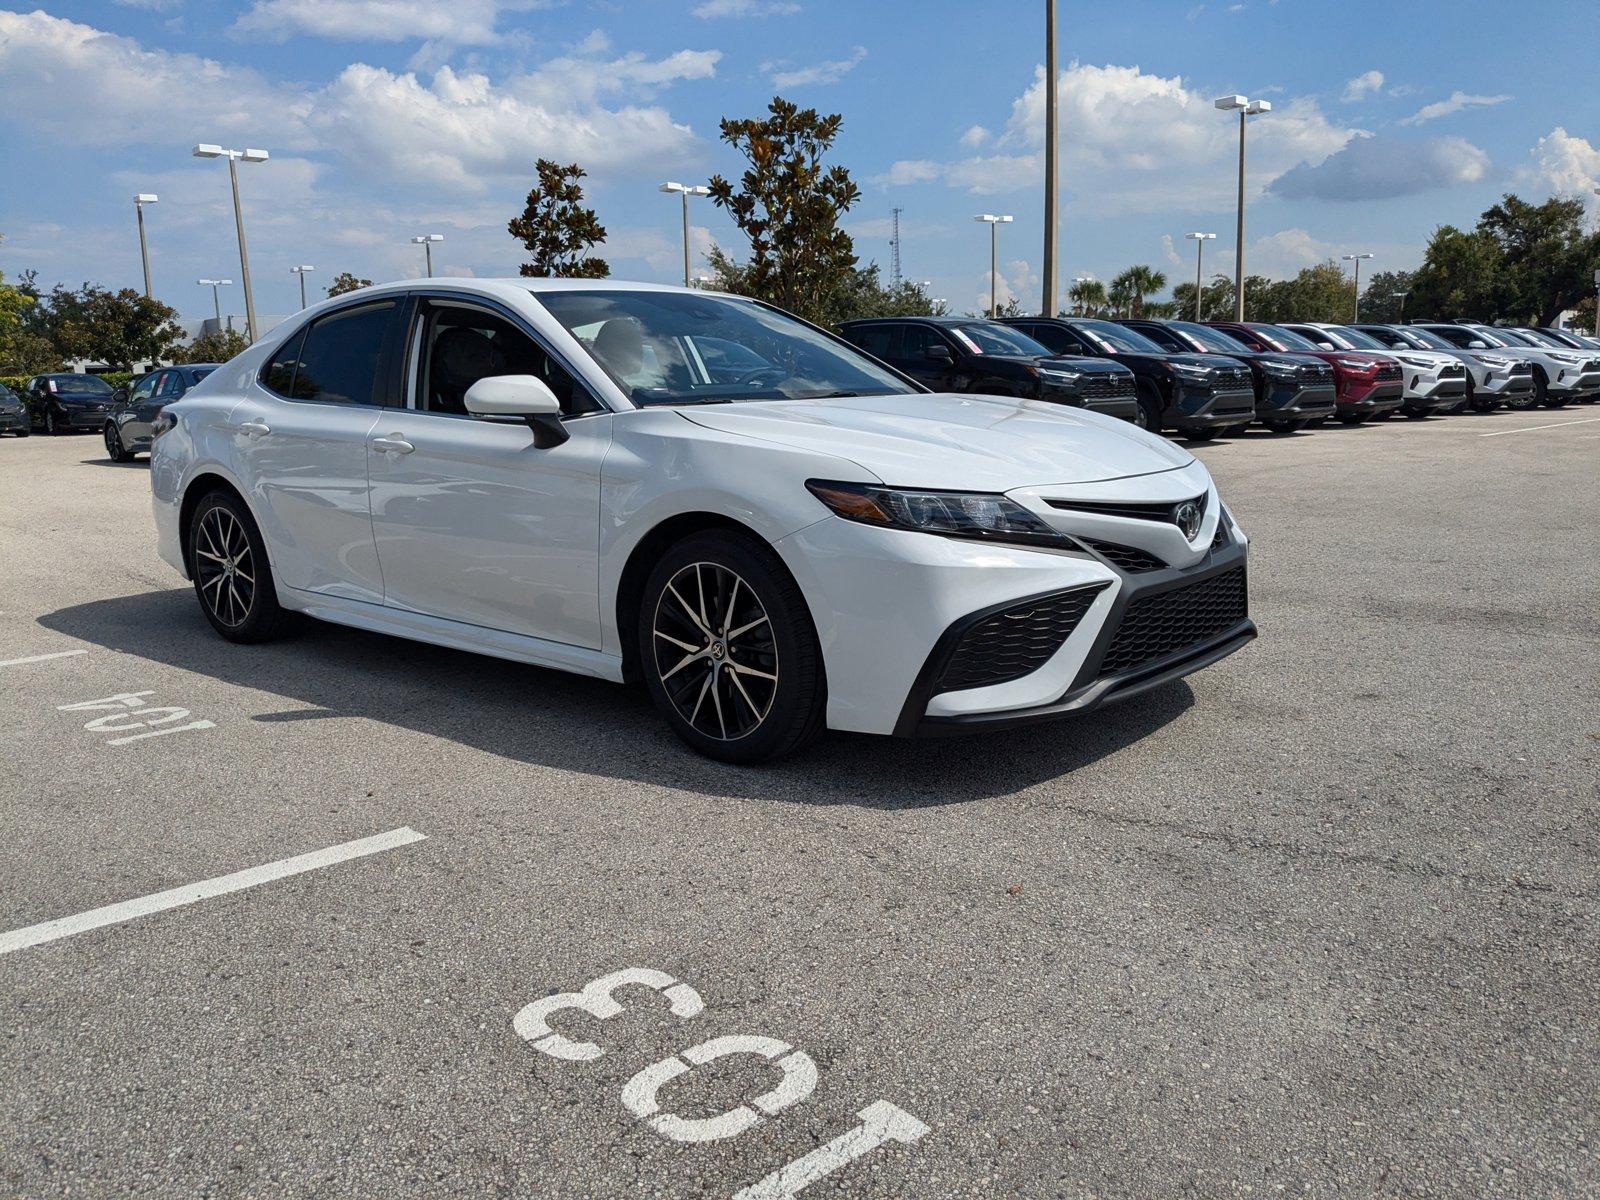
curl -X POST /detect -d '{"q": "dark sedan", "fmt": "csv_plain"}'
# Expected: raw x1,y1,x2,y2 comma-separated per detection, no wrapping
23,373,118,434
105,364,220,461
838,316,1142,425
0,382,28,437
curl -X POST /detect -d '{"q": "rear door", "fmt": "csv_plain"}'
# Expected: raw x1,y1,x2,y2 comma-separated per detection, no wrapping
226,300,401,603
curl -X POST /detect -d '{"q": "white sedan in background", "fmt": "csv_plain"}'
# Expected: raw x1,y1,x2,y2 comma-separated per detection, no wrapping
150,280,1253,762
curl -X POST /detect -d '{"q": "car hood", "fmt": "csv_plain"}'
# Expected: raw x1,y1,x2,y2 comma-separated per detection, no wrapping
678,392,1193,490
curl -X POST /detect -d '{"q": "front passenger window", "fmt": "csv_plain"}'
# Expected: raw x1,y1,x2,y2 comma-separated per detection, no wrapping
416,304,599,417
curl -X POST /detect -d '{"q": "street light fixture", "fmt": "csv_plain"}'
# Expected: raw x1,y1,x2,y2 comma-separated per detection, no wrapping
659,182,711,287
1185,232,1217,320
1213,95,1271,320
290,265,316,309
197,278,233,323
1342,252,1374,320
193,145,268,343
411,234,444,278
133,194,158,299
974,214,1014,317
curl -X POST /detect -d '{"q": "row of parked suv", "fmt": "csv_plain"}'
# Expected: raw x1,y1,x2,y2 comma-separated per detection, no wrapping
836,316,1600,438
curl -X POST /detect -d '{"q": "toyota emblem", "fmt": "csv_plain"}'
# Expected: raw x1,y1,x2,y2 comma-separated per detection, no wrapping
1175,500,1202,541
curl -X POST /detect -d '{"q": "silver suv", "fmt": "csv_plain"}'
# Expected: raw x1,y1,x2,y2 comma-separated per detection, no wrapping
1352,324,1534,413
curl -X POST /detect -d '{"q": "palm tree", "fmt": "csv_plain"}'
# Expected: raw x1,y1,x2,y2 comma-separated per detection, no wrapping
1069,277,1107,316
1110,265,1168,318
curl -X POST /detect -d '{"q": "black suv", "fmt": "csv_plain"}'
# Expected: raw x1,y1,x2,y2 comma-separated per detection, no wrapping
23,373,119,434
0,382,28,437
1120,318,1335,433
999,317,1256,438
837,317,1141,425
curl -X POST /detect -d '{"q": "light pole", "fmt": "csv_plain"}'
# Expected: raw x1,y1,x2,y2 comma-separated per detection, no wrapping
134,194,158,298
659,182,711,287
197,278,232,323
1343,252,1374,320
1214,95,1271,320
1185,232,1217,320
1393,290,1411,323
1041,0,1060,316
975,214,1014,317
290,265,316,309
193,144,268,343
411,234,444,277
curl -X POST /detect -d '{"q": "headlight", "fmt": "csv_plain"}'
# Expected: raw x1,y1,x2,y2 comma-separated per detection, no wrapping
1478,355,1511,369
1170,363,1212,380
1263,362,1297,378
1033,367,1082,385
805,480,1075,549
1336,357,1375,370
1396,355,1433,368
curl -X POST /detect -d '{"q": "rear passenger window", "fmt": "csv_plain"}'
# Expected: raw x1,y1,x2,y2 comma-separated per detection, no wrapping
851,325,898,359
261,302,395,404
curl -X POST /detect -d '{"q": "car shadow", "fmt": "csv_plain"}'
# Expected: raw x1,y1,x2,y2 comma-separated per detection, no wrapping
38,589,1195,807
79,457,148,469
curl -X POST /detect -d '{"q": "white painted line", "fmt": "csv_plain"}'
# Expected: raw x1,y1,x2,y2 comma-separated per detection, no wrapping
1479,416,1600,437
0,649,87,669
0,827,426,956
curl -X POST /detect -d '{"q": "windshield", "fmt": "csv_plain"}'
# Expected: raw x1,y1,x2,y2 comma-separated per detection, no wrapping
1323,325,1389,351
1170,322,1250,354
1075,320,1166,354
1513,328,1565,349
1393,327,1454,351
1256,325,1319,351
1485,327,1532,347
535,290,916,406
949,322,1051,357
52,375,113,395
189,367,218,383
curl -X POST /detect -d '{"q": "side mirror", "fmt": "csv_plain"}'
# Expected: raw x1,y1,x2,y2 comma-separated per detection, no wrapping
926,343,954,362
1467,341,1486,349
112,387,129,404
464,374,569,448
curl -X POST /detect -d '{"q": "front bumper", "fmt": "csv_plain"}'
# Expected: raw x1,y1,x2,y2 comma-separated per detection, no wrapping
1338,379,1404,413
1402,370,1469,409
56,406,112,429
1081,396,1141,424
0,409,27,431
1478,370,1535,400
1261,380,1336,419
1171,383,1256,430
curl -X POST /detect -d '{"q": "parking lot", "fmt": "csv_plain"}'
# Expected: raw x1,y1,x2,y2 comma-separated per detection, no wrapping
2,411,1598,1198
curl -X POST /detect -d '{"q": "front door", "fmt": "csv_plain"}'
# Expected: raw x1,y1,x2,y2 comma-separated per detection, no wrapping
227,299,400,603
367,297,609,650
896,325,961,390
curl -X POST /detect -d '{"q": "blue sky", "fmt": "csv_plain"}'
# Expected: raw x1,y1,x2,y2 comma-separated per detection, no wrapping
1,0,1597,324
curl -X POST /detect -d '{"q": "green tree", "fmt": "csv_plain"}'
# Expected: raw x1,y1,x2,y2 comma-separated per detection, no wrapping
177,328,249,364
705,248,934,327
1171,273,1237,322
326,272,372,298
1408,226,1509,320
1357,269,1416,323
1480,194,1600,324
1068,277,1106,316
507,159,610,279
40,284,183,369
1109,265,1168,318
707,97,861,324
1567,294,1596,335
0,263,60,374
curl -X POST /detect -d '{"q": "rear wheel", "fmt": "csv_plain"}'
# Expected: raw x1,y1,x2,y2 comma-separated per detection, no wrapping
104,422,133,462
638,530,825,764
187,490,292,643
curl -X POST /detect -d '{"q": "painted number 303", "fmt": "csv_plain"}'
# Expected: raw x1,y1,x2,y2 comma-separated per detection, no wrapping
514,967,930,1199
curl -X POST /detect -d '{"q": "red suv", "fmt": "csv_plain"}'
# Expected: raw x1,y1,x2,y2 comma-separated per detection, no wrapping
1206,322,1403,424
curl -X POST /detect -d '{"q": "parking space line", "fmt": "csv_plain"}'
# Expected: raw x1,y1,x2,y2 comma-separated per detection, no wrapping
0,649,87,668
0,827,427,956
1479,417,1600,437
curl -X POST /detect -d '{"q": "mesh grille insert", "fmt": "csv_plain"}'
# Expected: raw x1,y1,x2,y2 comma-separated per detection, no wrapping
1082,374,1135,399
936,584,1110,693
1096,567,1248,679
1081,538,1166,574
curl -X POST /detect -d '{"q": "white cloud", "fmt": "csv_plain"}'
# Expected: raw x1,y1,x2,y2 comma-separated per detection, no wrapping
1399,91,1511,126
1341,70,1384,103
766,46,866,88
959,125,991,149
1160,234,1182,267
234,0,552,44
692,0,800,16
1518,126,1600,200
1242,228,1420,279
1269,135,1490,200
881,61,1360,212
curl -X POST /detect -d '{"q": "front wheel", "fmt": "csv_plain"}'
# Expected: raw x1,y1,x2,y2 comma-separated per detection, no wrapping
1264,418,1308,433
187,490,292,643
639,531,825,764
1134,387,1162,433
45,409,60,435
104,423,133,462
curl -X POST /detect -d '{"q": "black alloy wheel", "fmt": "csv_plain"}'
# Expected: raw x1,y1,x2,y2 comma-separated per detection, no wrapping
187,490,291,643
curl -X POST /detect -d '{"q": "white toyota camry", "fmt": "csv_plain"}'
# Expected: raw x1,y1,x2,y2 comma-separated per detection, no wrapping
150,279,1254,761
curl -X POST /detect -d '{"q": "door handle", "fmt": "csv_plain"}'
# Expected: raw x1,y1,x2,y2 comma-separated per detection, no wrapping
237,419,271,438
369,435,415,455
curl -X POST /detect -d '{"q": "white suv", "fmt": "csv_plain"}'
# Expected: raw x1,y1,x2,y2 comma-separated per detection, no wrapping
1352,323,1535,412
1283,323,1467,417
1417,324,1591,408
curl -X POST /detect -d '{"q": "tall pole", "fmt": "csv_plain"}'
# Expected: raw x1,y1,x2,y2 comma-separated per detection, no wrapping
134,195,157,298
210,283,221,321
425,240,434,278
226,156,258,344
681,190,691,287
990,220,998,317
1041,0,1059,316
1233,110,1246,322
1194,239,1205,319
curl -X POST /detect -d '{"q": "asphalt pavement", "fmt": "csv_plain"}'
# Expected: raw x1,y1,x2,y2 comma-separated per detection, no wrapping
2,408,1597,1198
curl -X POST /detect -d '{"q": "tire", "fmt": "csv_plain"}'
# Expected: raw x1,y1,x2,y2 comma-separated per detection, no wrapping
45,408,61,435
1134,386,1162,433
15,427,28,438
638,530,826,764
1403,408,1431,419
186,489,292,644
1336,412,1365,425
104,422,133,462
1224,423,1251,437
1470,396,1500,413
1185,428,1218,442
1264,418,1308,433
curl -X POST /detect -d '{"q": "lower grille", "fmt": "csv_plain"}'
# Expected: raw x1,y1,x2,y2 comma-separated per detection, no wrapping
1082,374,1135,399
1096,566,1247,679
1081,537,1166,574
936,584,1109,693
1376,364,1402,382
